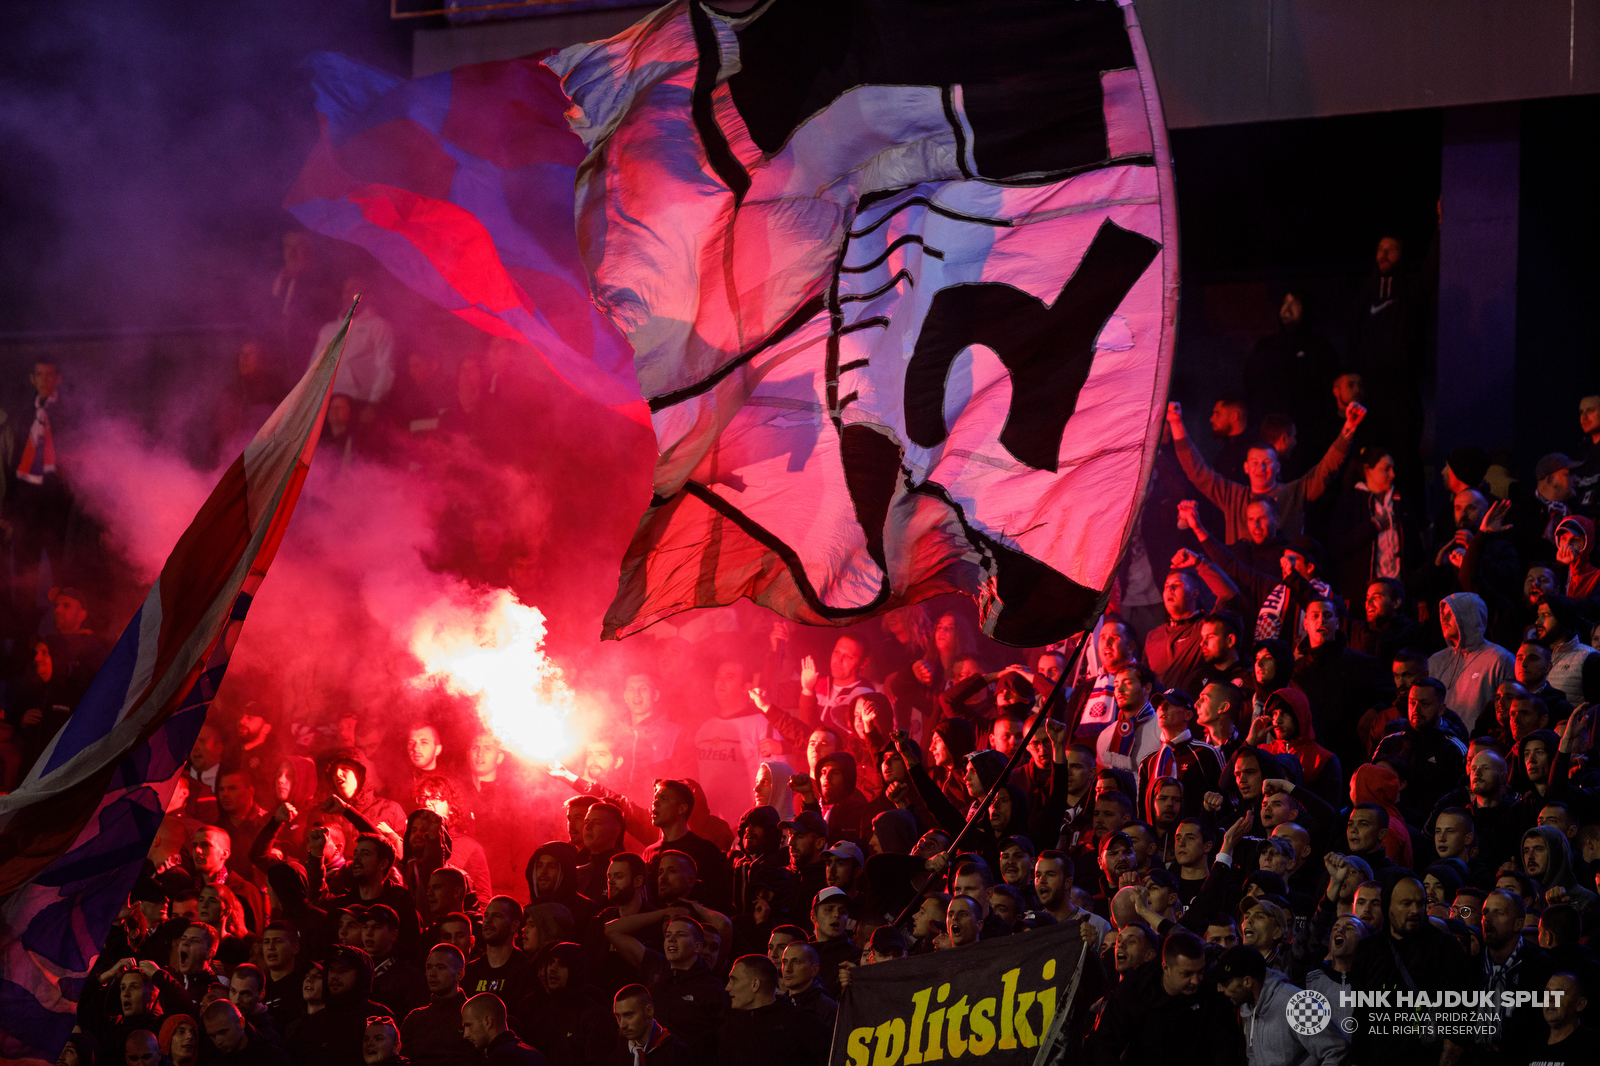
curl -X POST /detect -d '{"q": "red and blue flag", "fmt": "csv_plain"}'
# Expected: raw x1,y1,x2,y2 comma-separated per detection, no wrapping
285,52,646,422
0,309,353,1066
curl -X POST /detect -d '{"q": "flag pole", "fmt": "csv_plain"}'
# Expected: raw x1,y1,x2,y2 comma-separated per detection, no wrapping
889,612,1102,928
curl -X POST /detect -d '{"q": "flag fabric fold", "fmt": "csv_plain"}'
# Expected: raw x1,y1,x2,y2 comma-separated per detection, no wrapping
0,308,353,1066
285,51,647,423
548,0,1179,646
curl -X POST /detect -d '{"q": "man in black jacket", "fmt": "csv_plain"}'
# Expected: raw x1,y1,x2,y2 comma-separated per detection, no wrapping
461,994,547,1065
1086,931,1243,1065
364,906,428,1021
1348,877,1476,1066
203,1001,293,1066
608,985,694,1066
777,941,837,1033
400,945,475,1066
715,955,828,1066
285,945,394,1066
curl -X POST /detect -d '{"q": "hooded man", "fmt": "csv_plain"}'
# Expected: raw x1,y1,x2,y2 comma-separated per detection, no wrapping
1523,825,1599,912
731,806,792,919
1256,688,1343,809
525,842,596,925
1428,593,1514,733
286,945,393,1066
516,942,612,1066
795,751,868,843
323,751,406,844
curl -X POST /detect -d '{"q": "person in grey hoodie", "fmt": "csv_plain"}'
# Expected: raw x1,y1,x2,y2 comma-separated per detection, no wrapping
1427,592,1514,733
1522,825,1599,912
1213,946,1348,1065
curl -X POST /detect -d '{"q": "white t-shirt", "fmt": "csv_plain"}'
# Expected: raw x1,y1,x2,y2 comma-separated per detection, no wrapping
694,712,777,824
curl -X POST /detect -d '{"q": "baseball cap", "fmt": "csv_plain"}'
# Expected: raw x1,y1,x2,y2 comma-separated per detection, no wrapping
326,944,368,970
1144,867,1179,891
780,811,828,838
813,886,850,909
823,841,865,866
1156,688,1194,712
868,926,908,955
1535,453,1581,483
1555,516,1588,542
52,587,89,610
1211,944,1266,983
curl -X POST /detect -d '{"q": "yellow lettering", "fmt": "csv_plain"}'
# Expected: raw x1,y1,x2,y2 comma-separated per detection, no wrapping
946,996,970,1058
904,986,932,1064
847,1027,874,1066
1014,991,1037,1048
967,998,996,1055
925,1008,945,1061
998,968,1020,1050
873,1019,906,1066
1037,987,1056,1040
1042,959,1056,981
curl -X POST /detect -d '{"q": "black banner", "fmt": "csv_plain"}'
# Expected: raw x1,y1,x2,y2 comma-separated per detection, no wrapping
829,921,1090,1065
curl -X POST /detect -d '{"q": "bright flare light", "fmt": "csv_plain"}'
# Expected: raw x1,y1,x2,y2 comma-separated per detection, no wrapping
408,588,576,761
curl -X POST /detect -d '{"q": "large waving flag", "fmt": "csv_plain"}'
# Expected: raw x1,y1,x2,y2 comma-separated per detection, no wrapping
549,0,1178,646
285,52,646,423
0,309,352,1066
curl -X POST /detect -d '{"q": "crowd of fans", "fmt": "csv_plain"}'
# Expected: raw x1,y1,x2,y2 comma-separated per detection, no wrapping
31,231,1600,1066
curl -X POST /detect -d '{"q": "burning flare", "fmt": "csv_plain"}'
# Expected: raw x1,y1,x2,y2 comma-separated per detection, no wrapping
408,588,576,762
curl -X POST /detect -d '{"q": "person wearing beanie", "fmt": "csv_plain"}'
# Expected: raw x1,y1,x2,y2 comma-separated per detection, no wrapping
158,1014,200,1066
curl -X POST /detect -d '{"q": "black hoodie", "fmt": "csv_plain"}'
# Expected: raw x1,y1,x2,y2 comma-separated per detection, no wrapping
525,842,596,923
285,945,393,1066
514,943,613,1066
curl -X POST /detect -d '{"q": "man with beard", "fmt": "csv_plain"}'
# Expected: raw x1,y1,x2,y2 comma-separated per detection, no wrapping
1088,932,1243,1064
1374,678,1468,817
287,945,394,1066
1478,887,1557,1057
1213,945,1347,1064
400,945,475,1066
463,898,530,998
1428,592,1516,734
779,811,829,934
1095,665,1163,775
590,852,650,997
235,702,283,799
422,868,470,948
1291,596,1391,774
1033,850,1111,944
323,834,423,962
1091,833,1136,918
1349,577,1418,664
526,841,597,926
730,806,790,920
1349,877,1475,1066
